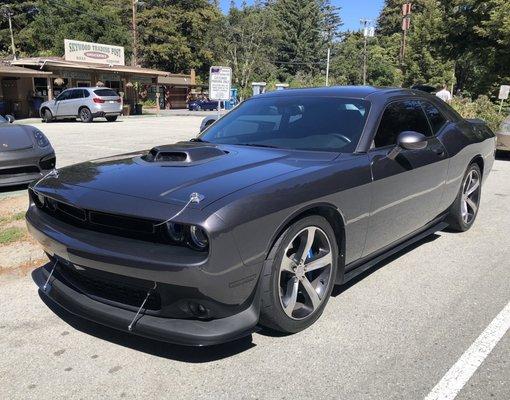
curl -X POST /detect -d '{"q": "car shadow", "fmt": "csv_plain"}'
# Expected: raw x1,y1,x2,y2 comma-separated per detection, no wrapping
31,268,255,363
495,150,510,161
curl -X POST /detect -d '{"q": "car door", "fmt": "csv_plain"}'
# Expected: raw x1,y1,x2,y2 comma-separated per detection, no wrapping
54,90,71,117
362,99,448,257
62,89,84,116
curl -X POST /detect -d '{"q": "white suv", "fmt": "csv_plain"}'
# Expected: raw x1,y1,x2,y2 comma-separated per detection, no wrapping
40,87,122,123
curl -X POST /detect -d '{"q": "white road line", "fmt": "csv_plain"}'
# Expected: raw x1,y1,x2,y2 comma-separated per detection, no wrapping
425,300,510,400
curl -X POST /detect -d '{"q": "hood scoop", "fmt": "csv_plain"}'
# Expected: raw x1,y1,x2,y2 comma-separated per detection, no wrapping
142,142,228,165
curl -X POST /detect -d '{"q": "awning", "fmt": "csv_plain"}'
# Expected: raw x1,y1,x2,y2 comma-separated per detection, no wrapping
0,64,52,77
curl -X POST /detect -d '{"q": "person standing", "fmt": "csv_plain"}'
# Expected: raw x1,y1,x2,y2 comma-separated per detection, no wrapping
436,84,452,102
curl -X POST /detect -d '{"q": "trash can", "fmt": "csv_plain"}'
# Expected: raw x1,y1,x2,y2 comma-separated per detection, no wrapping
133,104,143,115
33,97,44,116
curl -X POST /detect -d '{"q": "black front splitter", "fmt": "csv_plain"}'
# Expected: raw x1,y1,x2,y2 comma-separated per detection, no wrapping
33,265,260,347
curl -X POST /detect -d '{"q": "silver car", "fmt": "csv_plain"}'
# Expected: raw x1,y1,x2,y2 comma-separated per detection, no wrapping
496,115,510,152
40,87,122,123
0,114,55,187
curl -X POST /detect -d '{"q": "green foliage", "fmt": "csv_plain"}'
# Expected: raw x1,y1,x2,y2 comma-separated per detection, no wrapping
0,227,24,245
450,96,505,132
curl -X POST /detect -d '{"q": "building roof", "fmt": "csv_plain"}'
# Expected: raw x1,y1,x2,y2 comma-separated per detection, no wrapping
0,64,53,77
11,57,172,77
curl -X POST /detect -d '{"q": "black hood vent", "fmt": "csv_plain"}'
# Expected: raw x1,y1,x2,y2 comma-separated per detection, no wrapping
142,142,228,164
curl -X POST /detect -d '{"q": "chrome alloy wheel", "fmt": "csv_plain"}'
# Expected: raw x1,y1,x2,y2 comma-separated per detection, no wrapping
278,226,333,320
461,169,481,224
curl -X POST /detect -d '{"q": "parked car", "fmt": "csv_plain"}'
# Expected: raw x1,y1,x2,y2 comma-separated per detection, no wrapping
188,99,222,111
28,86,495,346
496,114,510,152
40,87,122,123
0,114,55,187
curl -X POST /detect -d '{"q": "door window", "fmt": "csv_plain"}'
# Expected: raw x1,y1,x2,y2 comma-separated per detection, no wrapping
421,101,447,135
56,90,71,101
374,100,432,148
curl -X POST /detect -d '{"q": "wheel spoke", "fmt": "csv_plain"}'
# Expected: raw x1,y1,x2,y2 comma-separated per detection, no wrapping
298,227,316,263
281,255,296,273
466,196,478,214
301,276,321,310
283,277,299,314
305,251,332,272
466,179,480,196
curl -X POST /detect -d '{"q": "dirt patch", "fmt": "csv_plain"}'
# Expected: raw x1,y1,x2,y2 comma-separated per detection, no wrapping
0,194,45,278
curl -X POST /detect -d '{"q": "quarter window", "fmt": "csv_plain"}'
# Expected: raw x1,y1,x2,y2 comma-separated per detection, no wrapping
422,101,447,135
374,100,432,148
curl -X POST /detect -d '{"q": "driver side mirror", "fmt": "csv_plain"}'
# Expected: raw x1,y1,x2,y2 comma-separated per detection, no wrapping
388,131,428,159
5,114,15,123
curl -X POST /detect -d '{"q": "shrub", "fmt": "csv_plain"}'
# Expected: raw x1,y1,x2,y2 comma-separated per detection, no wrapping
450,96,504,132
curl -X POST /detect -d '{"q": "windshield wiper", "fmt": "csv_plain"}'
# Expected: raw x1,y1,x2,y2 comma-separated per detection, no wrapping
190,138,209,143
236,143,280,149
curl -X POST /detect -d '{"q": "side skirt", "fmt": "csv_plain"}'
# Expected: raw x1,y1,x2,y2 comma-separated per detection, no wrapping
340,221,449,285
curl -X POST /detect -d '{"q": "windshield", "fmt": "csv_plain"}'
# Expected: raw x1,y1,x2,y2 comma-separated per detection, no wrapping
200,96,370,152
0,115,7,124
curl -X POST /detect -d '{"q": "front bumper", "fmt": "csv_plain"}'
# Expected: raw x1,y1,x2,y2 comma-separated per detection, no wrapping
26,205,261,346
33,265,259,346
0,150,55,187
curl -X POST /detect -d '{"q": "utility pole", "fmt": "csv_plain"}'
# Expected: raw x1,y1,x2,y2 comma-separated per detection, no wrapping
360,19,373,86
400,3,412,65
2,8,16,60
131,0,138,67
325,48,330,86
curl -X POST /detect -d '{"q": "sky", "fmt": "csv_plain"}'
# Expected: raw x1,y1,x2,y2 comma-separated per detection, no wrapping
219,0,385,32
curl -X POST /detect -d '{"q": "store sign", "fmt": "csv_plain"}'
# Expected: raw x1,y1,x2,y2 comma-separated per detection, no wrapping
100,73,121,81
64,39,125,66
62,71,91,80
133,75,153,84
209,66,232,101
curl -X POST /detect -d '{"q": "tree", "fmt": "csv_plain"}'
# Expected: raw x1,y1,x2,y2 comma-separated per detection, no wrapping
0,1,38,58
269,0,342,81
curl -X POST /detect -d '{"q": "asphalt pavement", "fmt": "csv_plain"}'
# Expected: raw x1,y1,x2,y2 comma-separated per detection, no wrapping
0,118,509,399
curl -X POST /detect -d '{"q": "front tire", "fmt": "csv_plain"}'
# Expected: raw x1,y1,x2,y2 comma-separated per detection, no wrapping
259,215,338,333
79,107,93,123
42,109,53,123
447,163,482,232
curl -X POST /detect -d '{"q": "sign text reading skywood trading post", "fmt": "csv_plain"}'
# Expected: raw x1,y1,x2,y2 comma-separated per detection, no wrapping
64,39,125,66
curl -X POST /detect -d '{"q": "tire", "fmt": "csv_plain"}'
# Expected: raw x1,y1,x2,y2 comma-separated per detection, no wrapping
42,109,53,123
79,107,93,123
259,215,338,333
447,163,482,232
106,116,118,122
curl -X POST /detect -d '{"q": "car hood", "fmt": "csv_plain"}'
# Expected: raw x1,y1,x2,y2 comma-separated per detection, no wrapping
39,142,339,208
0,124,34,151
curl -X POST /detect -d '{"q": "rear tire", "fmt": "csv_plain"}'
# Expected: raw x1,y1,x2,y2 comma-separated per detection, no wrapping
447,163,482,232
79,107,93,123
106,116,118,122
259,215,338,334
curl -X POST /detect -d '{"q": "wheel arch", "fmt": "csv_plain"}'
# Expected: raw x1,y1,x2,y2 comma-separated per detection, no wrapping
78,105,90,114
40,107,51,118
469,155,484,176
267,203,347,283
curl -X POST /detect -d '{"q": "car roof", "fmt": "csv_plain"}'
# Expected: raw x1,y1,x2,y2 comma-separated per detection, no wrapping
256,86,418,100
64,87,116,91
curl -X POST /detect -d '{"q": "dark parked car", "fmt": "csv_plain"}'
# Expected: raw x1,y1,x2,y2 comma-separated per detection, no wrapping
28,87,495,346
188,99,222,111
0,115,55,187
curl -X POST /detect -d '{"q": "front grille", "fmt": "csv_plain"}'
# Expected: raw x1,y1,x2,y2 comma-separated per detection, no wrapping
0,165,40,176
30,189,169,244
59,263,161,311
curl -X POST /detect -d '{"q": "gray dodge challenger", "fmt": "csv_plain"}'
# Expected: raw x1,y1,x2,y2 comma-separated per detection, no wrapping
0,115,55,187
27,87,496,346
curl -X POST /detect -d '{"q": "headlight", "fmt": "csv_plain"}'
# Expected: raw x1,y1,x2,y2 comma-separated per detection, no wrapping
189,225,209,250
33,130,50,147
